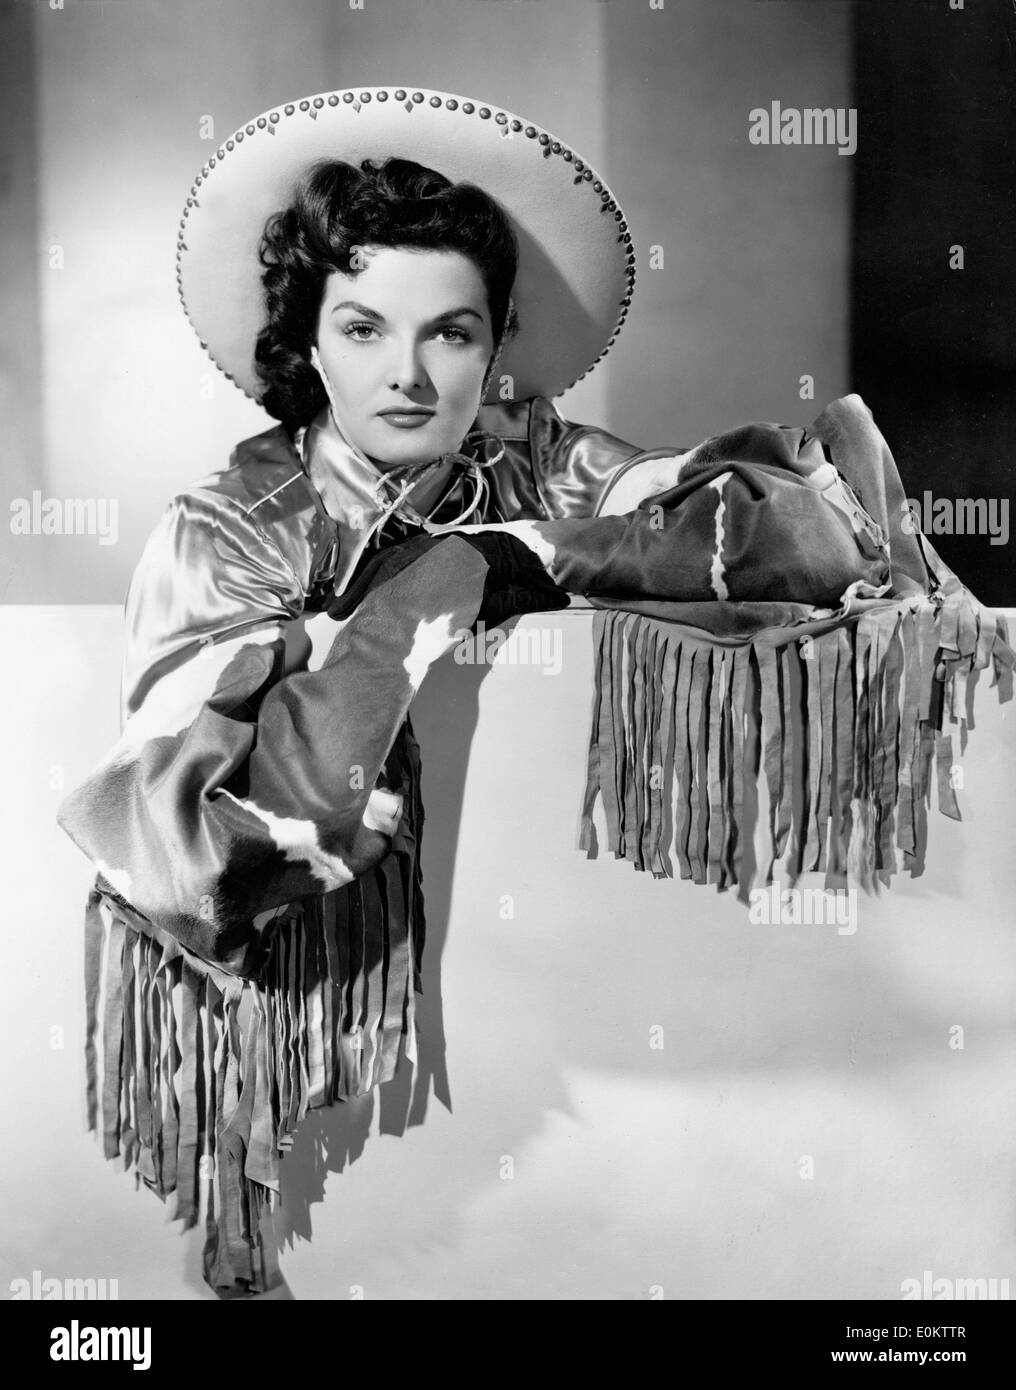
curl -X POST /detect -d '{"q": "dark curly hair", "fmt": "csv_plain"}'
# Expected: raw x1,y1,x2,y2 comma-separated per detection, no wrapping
254,157,520,431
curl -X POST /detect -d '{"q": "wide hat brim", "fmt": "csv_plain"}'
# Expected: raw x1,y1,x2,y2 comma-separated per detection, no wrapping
177,87,636,405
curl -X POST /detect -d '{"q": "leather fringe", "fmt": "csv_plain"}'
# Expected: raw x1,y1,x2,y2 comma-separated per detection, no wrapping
579,597,1014,895
82,736,426,1299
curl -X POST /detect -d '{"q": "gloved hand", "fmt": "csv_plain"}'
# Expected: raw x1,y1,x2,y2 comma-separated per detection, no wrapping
327,530,570,629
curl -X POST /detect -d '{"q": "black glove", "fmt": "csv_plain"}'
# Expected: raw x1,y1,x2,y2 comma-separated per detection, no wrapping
327,529,570,629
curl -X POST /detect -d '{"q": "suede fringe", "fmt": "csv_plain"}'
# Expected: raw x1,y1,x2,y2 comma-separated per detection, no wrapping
82,750,425,1299
579,598,1013,894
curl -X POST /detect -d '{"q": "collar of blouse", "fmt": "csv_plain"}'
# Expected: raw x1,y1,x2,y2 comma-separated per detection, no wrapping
294,403,503,597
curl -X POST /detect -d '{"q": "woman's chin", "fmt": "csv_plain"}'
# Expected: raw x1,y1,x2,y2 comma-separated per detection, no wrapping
363,426,465,471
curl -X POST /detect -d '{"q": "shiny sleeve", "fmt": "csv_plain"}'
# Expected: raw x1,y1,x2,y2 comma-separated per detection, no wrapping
55,491,478,976
524,395,693,521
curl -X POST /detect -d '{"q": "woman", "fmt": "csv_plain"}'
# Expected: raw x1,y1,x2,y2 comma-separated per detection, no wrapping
56,88,1010,1298
55,91,667,1297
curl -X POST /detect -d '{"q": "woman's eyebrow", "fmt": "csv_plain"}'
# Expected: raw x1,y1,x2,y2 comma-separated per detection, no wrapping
330,300,484,324
331,300,383,320
431,306,484,324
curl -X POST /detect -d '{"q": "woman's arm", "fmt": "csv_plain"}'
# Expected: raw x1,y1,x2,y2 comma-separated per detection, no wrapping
56,491,489,975
521,395,696,519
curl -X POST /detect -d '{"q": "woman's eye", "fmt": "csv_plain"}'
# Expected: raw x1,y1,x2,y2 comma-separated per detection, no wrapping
343,322,378,341
340,323,471,344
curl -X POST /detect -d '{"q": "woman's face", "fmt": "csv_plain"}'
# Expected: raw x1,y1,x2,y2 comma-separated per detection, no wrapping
313,245,496,469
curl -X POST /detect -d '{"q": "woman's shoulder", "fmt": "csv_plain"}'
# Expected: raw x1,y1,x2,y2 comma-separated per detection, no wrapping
474,395,534,439
149,423,335,599
192,423,325,530
475,393,592,439
477,394,643,520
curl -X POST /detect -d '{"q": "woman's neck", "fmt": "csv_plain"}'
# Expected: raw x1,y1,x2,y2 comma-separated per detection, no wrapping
393,457,456,517
333,406,471,518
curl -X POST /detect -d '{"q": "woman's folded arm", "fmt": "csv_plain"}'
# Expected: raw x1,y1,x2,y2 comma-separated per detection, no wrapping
56,492,488,975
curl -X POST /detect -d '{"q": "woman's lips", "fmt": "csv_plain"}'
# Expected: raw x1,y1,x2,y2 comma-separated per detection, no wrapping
377,411,436,430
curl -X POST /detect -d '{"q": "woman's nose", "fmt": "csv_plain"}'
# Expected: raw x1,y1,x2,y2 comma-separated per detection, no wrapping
386,338,429,394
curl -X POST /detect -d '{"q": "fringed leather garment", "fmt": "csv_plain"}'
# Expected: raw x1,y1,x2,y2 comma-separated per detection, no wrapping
57,393,1013,1296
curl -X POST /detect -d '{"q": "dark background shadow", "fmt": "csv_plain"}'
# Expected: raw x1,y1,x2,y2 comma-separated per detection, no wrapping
849,0,1016,607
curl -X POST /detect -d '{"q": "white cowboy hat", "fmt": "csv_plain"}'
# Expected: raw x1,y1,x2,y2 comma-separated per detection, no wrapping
176,86,636,405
